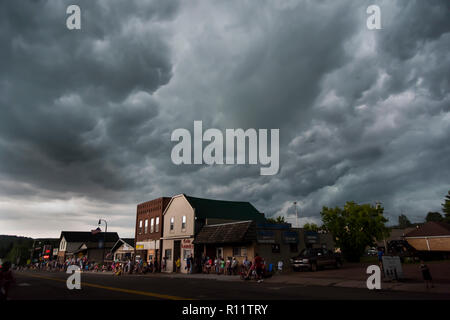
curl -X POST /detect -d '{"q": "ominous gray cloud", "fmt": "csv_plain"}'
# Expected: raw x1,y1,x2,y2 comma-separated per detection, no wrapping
0,0,449,237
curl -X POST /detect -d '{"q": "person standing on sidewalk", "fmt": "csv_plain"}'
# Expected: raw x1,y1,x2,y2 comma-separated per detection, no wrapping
231,257,238,275
0,261,15,301
377,248,384,271
185,255,191,273
420,260,434,289
254,253,263,282
189,255,194,274
277,260,283,273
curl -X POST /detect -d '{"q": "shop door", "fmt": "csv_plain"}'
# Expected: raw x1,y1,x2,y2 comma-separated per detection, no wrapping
216,247,223,259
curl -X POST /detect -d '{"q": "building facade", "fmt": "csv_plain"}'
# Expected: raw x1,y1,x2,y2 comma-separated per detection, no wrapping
111,238,135,262
194,222,335,269
135,197,171,264
57,231,119,263
161,194,266,273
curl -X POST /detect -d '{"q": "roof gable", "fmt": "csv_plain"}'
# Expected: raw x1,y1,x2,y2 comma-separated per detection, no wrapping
59,231,119,243
111,238,135,253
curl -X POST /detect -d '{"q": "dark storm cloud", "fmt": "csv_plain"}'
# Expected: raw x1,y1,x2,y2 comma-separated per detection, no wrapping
0,0,449,237
0,0,178,196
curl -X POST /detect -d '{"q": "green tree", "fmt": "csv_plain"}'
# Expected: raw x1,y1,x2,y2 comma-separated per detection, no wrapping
303,223,320,232
425,211,443,222
6,242,31,265
321,201,389,262
267,216,286,224
398,214,412,228
442,190,450,223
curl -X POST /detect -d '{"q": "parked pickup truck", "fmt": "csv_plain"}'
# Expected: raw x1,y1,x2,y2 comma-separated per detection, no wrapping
290,248,342,271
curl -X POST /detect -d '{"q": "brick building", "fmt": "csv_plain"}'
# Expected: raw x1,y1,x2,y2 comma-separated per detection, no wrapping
135,197,171,264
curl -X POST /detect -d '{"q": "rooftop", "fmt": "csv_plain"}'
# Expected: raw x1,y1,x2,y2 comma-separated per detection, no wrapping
184,195,266,222
194,220,256,244
60,231,119,243
405,221,450,237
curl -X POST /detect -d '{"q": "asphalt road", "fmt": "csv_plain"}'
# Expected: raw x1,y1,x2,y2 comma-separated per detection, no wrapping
8,270,450,300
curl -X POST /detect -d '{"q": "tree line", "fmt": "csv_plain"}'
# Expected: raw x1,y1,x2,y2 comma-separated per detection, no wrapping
268,190,450,262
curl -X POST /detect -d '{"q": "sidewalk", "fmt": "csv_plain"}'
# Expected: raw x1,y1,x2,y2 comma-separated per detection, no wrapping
139,261,450,295
263,260,450,295
265,272,450,295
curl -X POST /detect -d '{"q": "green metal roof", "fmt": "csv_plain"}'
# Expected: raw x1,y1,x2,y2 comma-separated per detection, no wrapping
184,195,266,222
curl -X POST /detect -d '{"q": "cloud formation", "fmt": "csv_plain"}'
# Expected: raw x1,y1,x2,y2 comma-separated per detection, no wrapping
1,0,449,237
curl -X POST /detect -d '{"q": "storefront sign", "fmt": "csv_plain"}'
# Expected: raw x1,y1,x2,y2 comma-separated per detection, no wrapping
257,230,275,243
304,231,319,244
181,239,194,249
136,241,159,250
282,231,299,244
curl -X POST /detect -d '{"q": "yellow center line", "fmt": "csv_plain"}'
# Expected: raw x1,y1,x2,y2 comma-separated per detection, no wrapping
21,273,194,300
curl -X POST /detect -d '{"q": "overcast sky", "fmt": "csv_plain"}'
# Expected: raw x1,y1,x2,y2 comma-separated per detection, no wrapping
1,0,449,238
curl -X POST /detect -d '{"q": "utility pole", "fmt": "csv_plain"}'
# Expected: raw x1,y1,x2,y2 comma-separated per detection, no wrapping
294,201,299,228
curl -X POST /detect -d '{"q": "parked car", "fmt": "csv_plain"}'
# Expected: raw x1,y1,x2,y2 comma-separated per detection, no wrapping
367,247,377,256
290,248,342,271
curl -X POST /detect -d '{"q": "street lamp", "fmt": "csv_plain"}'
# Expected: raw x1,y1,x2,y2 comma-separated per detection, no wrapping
98,219,107,264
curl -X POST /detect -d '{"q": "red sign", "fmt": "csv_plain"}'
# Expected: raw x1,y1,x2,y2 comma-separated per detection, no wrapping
181,239,194,249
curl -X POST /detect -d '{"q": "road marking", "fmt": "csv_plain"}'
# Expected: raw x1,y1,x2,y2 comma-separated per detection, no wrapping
21,273,193,300
18,283,31,286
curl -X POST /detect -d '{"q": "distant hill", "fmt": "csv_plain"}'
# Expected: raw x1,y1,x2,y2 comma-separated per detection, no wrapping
0,235,33,258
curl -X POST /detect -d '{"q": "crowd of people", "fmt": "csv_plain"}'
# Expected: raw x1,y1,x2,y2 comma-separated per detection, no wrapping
112,257,162,275
15,256,163,276
169,253,274,282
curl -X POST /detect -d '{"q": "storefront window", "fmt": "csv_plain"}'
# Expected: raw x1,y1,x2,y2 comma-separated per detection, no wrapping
232,247,247,257
272,244,280,253
164,249,172,260
183,249,192,260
